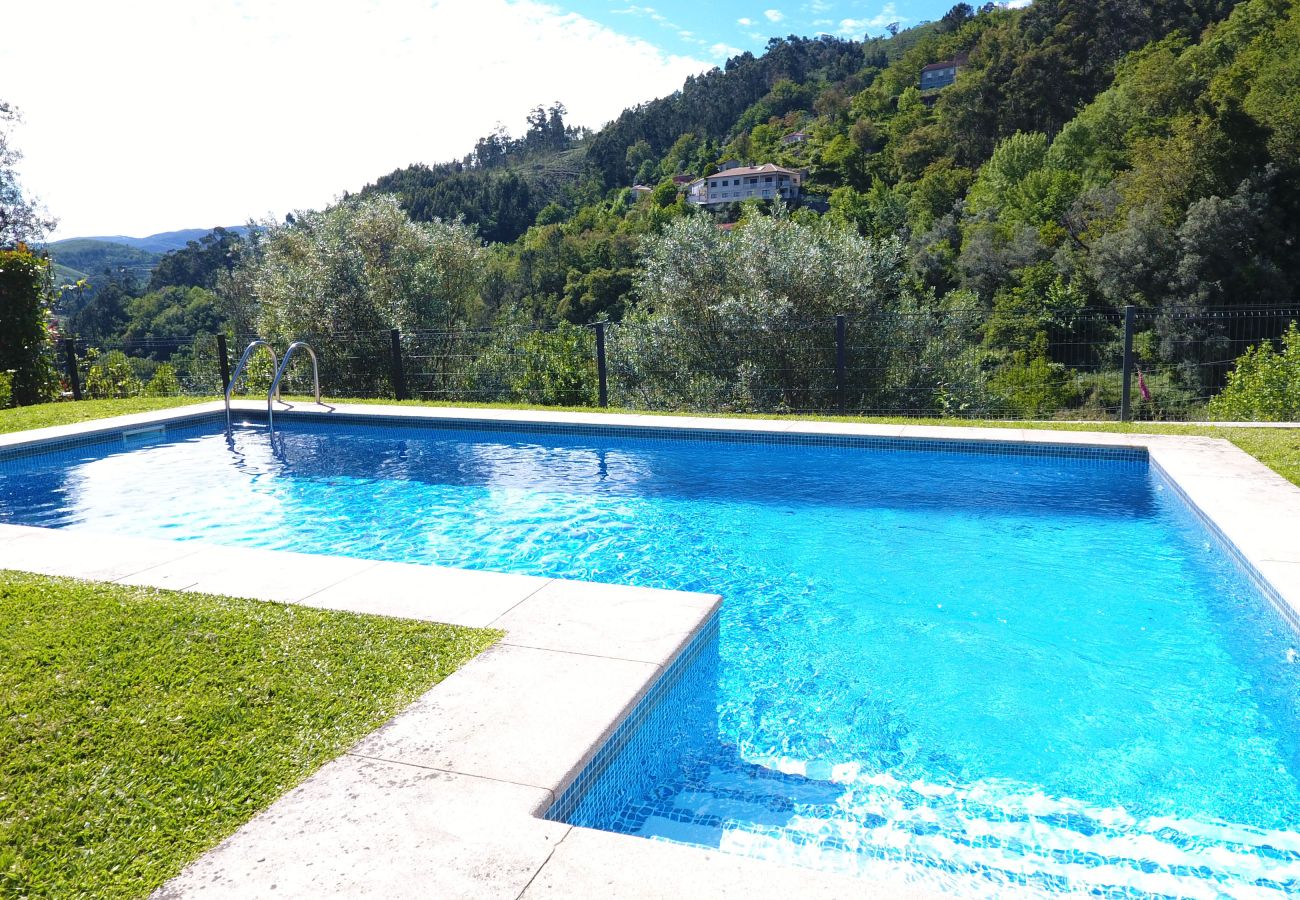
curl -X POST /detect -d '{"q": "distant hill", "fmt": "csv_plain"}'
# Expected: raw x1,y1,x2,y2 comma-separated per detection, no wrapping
46,239,162,285
57,226,250,255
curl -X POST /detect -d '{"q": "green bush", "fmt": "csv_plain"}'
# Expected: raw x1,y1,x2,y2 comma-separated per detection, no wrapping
986,334,1079,418
82,349,143,399
143,363,181,396
468,323,596,406
0,249,57,405
1206,322,1300,421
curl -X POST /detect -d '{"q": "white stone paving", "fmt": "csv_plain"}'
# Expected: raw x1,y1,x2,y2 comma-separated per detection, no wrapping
1,400,1296,899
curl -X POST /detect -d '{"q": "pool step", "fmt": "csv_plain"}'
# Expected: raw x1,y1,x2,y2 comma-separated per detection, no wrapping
609,755,1299,898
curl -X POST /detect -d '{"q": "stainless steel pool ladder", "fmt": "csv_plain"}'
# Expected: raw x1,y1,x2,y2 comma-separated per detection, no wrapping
266,341,320,432
224,340,279,430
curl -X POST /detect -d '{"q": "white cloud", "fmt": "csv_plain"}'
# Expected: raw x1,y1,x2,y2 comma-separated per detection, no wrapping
764,9,784,23
838,3,908,36
710,42,743,59
1003,0,1033,7
737,16,754,26
1,0,710,239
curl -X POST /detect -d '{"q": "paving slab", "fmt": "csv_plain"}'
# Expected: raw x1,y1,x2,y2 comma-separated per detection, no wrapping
115,543,378,601
0,525,204,581
784,420,908,438
350,642,661,796
494,578,720,663
301,559,551,627
519,826,933,900
153,755,566,900
898,423,1030,444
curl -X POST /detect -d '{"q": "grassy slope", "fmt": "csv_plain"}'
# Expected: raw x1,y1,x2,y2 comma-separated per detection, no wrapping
3,397,1297,486
0,571,499,898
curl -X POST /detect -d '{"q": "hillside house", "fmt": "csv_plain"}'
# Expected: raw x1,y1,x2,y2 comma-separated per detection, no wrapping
685,162,806,207
781,131,809,145
920,54,967,90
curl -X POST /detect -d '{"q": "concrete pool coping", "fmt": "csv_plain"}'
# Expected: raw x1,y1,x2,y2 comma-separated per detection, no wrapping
2,400,1298,898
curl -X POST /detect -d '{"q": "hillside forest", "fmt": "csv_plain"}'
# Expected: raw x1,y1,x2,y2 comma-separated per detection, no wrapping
33,0,1300,419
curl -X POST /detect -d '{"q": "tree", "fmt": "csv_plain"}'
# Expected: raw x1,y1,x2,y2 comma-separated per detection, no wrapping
0,102,55,247
233,195,488,338
0,248,57,405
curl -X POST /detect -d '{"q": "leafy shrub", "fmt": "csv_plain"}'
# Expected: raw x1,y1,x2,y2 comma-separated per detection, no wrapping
82,349,143,399
468,323,596,406
0,249,58,405
143,364,181,397
986,334,1079,418
1206,322,1300,421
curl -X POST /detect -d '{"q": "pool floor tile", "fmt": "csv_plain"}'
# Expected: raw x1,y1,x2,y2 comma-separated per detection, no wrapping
517,825,933,900
153,755,565,900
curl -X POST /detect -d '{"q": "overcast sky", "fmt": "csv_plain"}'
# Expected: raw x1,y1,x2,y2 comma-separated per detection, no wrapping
1,1,1014,240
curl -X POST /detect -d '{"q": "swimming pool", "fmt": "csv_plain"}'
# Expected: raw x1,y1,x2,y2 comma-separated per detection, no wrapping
3,412,1297,897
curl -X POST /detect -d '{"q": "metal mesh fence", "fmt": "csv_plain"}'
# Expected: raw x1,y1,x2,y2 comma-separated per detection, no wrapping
54,305,1300,421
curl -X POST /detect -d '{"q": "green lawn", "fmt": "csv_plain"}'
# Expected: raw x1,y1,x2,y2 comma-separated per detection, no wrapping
0,571,499,898
0,396,213,435
2,397,1297,486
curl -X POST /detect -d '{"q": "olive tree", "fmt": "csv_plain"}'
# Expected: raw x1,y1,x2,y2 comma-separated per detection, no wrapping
227,195,488,396
234,195,487,338
609,207,914,412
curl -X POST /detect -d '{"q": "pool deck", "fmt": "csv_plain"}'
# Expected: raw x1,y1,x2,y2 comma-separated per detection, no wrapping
2,400,1298,899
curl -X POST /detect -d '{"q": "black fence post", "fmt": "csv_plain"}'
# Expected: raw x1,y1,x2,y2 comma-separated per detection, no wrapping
1120,305,1135,422
835,314,847,414
594,322,609,408
62,338,82,401
389,329,409,401
216,334,231,394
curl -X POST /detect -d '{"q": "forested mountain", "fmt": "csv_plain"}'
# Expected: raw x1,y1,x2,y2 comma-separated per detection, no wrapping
62,227,249,254
61,0,1300,419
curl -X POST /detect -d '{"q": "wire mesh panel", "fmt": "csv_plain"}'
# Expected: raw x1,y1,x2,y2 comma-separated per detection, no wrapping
69,334,226,399
51,304,1300,420
605,318,841,414
405,324,597,407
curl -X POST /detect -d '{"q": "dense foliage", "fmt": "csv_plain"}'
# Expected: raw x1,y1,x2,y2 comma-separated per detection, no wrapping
43,0,1300,419
1207,322,1300,420
0,249,57,406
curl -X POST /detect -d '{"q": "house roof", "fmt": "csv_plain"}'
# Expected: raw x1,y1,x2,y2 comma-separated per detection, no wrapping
922,54,968,72
706,163,802,179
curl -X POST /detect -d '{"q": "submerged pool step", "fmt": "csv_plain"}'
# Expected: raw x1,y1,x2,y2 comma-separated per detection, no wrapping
611,756,1300,898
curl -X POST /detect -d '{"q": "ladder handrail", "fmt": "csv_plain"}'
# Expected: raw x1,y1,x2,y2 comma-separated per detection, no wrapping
225,340,279,430
267,341,320,432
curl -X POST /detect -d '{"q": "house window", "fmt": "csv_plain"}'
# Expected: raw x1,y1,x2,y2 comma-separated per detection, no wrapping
765,176,773,182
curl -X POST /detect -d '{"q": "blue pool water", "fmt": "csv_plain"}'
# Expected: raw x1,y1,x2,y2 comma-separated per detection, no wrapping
3,417,1299,897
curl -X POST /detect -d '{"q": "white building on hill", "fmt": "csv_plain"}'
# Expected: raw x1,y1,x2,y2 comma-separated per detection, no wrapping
685,162,806,207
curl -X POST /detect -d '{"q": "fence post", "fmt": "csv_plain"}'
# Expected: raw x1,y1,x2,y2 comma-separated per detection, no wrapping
1120,305,1135,422
62,338,82,401
389,329,409,401
594,322,609,408
835,315,847,414
216,334,231,394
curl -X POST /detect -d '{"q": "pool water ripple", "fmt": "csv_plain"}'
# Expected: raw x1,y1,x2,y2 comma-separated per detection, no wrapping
2,420,1298,896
